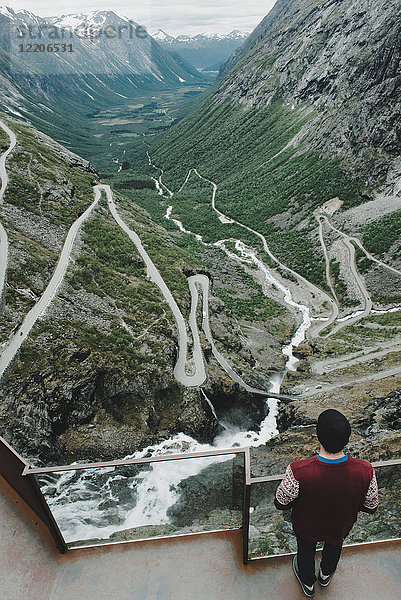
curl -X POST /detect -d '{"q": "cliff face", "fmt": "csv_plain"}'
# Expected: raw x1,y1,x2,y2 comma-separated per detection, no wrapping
219,0,289,77
218,0,401,186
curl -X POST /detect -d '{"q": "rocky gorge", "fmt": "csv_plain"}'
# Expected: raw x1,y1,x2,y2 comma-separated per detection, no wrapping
63,381,401,550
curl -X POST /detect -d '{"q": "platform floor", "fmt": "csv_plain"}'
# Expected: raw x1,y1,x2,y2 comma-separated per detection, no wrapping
1,474,400,600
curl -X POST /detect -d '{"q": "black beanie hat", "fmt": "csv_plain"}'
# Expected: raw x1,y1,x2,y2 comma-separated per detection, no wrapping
317,409,351,453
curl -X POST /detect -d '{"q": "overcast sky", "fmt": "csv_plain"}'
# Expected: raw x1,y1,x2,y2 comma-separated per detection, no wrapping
4,1,277,36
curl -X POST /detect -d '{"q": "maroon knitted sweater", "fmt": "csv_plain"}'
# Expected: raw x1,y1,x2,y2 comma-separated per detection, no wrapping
274,456,379,546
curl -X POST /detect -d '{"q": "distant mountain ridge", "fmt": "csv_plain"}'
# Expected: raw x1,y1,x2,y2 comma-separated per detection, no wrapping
219,0,287,77
0,7,202,79
153,29,248,42
0,7,209,151
153,29,249,69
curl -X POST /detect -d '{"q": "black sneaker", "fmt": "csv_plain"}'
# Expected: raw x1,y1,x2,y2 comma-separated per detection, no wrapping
318,566,333,587
292,556,315,597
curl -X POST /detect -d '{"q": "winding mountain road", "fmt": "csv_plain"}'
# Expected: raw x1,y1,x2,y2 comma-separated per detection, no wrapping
147,153,401,399
311,339,401,376
0,187,101,381
177,167,338,336
109,188,287,396
317,214,401,336
324,215,401,278
4,121,398,397
0,132,278,394
0,121,16,200
0,222,8,309
300,364,401,397
190,274,286,397
105,184,207,387
327,236,372,336
0,123,207,387
140,147,401,413
316,215,339,315
0,180,207,387
169,166,401,341
0,119,17,309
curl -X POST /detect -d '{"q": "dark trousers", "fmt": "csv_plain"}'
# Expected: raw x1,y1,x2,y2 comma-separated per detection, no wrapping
296,536,343,586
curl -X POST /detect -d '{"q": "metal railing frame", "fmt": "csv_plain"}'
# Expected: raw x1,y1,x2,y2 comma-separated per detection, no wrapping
0,436,67,552
1,435,400,561
22,446,247,553
22,447,246,475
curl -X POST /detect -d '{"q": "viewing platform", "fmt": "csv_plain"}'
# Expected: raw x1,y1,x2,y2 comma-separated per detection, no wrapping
1,474,401,600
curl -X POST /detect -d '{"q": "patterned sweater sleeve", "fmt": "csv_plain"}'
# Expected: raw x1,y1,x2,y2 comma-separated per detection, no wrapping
360,470,379,514
274,464,300,510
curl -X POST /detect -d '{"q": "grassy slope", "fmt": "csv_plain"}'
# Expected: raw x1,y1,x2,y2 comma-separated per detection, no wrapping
363,210,401,258
0,116,96,340
151,94,365,287
3,120,95,224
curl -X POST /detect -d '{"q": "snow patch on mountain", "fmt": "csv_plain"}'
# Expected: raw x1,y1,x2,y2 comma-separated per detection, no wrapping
152,28,250,69
49,10,140,31
0,6,15,19
0,6,42,23
152,29,249,43
152,29,175,42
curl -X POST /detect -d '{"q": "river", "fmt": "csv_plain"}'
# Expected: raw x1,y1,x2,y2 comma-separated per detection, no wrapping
40,217,313,545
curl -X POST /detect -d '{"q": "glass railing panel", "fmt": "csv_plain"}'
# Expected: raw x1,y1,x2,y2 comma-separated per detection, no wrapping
35,452,244,548
347,463,401,544
248,480,297,559
247,462,401,561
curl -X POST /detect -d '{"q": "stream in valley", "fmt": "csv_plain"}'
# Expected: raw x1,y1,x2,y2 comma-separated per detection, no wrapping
40,215,313,545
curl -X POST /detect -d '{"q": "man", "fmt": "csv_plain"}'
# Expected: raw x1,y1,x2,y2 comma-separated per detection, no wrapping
274,409,379,597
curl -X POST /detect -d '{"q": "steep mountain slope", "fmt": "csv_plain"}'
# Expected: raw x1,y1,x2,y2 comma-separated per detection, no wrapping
47,11,203,82
1,7,203,82
152,0,401,289
217,0,401,184
219,0,289,77
0,116,205,462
